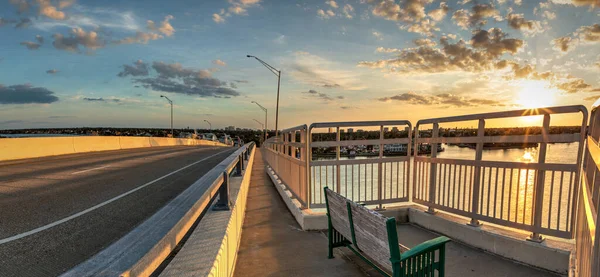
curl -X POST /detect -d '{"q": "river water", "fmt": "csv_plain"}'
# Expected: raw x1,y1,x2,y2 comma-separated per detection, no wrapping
311,143,581,234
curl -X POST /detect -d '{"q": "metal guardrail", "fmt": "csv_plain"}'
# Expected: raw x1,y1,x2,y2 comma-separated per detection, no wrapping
63,143,255,277
576,102,600,277
413,106,587,240
308,121,412,209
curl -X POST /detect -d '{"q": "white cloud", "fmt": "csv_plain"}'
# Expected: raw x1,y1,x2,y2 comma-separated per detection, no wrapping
213,13,225,23
317,9,335,19
325,0,338,9
343,4,354,19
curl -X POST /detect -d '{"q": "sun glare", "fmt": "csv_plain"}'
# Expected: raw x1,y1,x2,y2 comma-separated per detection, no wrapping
517,80,557,109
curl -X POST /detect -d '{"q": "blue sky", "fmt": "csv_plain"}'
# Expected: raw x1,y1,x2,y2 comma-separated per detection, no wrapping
0,0,599,129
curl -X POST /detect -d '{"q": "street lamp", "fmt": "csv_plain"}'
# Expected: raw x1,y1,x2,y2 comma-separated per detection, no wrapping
251,101,267,143
160,95,173,137
247,55,281,136
204,120,212,130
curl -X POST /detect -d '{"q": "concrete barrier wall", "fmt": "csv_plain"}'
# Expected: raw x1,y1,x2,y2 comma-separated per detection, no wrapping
0,136,228,162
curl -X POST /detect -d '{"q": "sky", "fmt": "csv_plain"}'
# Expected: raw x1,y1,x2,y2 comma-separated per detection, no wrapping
0,0,599,130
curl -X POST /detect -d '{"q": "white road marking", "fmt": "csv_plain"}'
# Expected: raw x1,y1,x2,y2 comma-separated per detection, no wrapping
0,148,232,245
71,166,110,175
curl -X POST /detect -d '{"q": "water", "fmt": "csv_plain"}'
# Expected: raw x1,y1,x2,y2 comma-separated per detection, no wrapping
311,143,580,235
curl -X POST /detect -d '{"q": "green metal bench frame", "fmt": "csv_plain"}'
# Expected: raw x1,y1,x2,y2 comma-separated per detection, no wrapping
324,187,451,277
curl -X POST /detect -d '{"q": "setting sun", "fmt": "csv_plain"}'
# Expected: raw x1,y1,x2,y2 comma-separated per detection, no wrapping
517,80,557,109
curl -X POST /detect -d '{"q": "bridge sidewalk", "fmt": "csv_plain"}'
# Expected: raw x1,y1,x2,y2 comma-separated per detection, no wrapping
234,150,560,277
233,150,366,276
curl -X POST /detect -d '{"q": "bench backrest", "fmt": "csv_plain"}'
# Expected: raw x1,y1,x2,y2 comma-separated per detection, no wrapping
325,188,353,241
325,188,393,272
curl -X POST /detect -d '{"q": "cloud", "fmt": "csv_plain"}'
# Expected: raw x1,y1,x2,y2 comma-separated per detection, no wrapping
469,3,502,26
552,36,574,52
0,84,59,104
147,15,175,37
119,61,241,99
48,115,75,118
326,0,338,9
340,106,357,110
578,24,600,43
551,24,600,53
452,10,470,30
113,31,162,45
550,0,599,6
556,78,591,93
359,28,524,74
506,13,542,34
214,0,261,23
0,17,17,27
317,9,335,19
372,31,383,40
213,13,225,23
35,35,44,44
288,52,364,90
404,18,439,36
301,89,344,102
117,60,149,77
46,69,59,74
367,0,431,22
82,97,121,102
342,4,354,18
234,79,249,83
542,10,556,20
414,38,436,47
452,3,502,29
52,28,104,53
58,0,76,9
20,41,41,50
378,91,502,107
585,95,600,101
37,0,67,20
15,18,32,28
212,59,227,66
428,2,449,21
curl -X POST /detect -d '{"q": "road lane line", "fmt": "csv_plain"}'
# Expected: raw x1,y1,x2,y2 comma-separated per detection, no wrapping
71,166,110,175
0,148,232,245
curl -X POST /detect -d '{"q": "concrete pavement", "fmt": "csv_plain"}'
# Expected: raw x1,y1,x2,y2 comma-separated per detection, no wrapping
234,150,367,277
0,145,235,277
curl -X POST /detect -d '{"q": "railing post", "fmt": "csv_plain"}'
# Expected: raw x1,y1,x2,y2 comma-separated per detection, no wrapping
468,119,485,227
376,125,384,209
213,171,230,211
336,127,341,193
236,155,243,176
427,123,439,214
529,114,550,242
306,127,312,208
300,129,308,209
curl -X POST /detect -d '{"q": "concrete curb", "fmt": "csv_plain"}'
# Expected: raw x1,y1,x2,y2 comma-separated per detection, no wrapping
0,136,228,162
61,144,253,277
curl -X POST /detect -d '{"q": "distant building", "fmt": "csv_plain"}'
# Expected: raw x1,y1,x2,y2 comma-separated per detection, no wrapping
384,127,389,132
357,129,364,132
348,128,354,133
225,126,235,131
392,127,399,132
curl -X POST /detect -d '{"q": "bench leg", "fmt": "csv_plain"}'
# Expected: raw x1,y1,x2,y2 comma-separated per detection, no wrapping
328,225,334,259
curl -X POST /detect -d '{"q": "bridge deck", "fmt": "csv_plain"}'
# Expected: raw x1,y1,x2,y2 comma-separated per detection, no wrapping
234,150,560,277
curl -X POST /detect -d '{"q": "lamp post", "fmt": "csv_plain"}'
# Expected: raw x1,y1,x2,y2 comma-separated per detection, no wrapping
251,101,268,142
247,55,281,136
204,120,212,130
160,95,173,137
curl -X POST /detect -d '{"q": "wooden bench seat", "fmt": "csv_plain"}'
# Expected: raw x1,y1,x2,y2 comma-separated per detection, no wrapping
324,187,450,277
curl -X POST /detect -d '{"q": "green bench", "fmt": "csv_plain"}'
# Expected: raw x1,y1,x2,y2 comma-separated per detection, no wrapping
324,187,451,277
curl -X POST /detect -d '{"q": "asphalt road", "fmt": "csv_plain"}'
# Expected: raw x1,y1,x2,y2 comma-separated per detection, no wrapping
0,146,236,277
